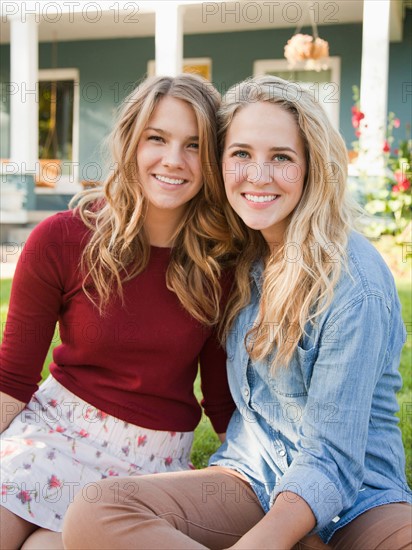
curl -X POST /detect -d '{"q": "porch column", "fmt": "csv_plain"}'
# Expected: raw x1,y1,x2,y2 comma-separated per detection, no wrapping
358,0,390,176
155,2,185,76
9,14,38,172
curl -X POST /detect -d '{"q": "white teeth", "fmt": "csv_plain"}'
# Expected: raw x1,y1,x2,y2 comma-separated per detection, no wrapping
244,194,277,203
155,175,185,185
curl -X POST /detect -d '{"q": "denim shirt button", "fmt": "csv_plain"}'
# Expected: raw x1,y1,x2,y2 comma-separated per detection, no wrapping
278,449,286,457
244,388,250,397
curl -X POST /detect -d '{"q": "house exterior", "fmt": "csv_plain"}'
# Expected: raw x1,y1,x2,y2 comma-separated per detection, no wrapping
0,0,411,240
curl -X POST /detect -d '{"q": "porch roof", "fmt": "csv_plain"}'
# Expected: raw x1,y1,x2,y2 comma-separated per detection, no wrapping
0,1,406,44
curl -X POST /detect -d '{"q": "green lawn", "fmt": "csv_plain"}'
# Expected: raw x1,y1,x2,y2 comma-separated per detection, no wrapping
1,239,411,484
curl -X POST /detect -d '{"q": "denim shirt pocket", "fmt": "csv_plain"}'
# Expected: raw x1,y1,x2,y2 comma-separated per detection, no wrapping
267,345,316,398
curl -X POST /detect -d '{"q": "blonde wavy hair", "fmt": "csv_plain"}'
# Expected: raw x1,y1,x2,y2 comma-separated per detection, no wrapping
219,76,355,368
71,74,233,325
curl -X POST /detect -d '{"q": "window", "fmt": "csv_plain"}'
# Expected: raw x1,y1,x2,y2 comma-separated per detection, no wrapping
38,69,80,185
253,58,341,129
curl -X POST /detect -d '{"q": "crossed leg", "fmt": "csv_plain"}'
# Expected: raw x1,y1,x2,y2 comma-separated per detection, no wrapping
62,467,411,550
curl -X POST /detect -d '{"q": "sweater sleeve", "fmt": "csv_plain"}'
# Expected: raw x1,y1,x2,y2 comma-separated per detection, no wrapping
199,269,236,433
0,213,70,402
199,326,235,433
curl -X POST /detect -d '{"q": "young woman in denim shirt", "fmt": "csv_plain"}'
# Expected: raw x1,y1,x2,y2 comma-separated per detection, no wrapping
63,76,412,549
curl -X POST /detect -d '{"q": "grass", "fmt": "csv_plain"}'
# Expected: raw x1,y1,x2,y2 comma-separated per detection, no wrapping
1,236,411,484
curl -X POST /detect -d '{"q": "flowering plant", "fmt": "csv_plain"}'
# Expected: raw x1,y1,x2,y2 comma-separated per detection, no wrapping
351,86,411,237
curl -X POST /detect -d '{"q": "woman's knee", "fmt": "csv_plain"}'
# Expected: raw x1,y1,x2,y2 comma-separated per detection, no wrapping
63,478,115,549
62,476,158,549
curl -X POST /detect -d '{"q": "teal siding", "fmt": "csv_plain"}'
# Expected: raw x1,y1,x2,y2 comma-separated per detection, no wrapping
39,37,155,176
185,22,362,144
0,44,11,159
0,9,410,174
388,8,412,146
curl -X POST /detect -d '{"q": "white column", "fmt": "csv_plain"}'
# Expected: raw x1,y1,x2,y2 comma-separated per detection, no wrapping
10,14,38,172
358,0,390,176
155,2,185,76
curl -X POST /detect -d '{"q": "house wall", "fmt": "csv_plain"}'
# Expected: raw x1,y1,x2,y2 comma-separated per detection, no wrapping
1,9,410,178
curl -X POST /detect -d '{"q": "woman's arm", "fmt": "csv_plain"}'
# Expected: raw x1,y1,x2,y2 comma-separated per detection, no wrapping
0,391,26,433
229,492,315,549
199,327,236,436
0,214,67,404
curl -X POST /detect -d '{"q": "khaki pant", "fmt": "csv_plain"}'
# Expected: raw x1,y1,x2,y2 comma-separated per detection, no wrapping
63,467,412,550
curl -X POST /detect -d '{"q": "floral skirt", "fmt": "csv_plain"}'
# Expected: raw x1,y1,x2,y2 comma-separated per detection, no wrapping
0,376,194,532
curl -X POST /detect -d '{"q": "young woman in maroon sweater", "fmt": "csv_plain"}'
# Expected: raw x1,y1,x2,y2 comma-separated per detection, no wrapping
0,74,236,549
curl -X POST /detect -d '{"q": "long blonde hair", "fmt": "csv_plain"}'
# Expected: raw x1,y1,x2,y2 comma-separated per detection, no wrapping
72,74,233,325
219,76,354,367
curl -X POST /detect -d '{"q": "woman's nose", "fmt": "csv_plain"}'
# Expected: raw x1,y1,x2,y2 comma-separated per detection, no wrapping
162,145,185,169
245,161,274,186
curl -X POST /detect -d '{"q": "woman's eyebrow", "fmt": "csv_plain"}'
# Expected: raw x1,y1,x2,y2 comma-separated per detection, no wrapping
144,127,199,141
227,143,297,154
226,142,251,149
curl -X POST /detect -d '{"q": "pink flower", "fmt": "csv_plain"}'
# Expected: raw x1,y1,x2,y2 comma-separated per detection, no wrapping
48,399,58,408
17,490,32,504
165,456,173,466
394,169,410,188
1,444,17,458
137,435,147,447
392,173,410,193
355,130,361,138
48,475,62,489
393,118,401,128
351,107,365,129
76,429,89,438
108,470,119,476
383,141,391,153
55,425,66,433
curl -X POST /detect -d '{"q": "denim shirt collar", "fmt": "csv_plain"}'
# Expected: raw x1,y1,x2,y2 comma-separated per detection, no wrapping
250,260,264,297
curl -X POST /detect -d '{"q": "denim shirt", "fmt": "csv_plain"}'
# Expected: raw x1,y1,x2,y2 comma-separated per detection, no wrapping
210,231,411,543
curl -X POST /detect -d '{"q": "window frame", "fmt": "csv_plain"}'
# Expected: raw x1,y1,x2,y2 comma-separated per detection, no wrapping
38,68,80,186
147,58,212,81
253,57,341,129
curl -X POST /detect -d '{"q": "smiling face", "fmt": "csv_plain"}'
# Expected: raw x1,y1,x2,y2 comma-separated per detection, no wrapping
136,95,203,240
222,101,307,245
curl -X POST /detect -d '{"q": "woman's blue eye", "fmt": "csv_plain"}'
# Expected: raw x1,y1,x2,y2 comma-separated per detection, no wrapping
188,142,199,149
234,150,249,159
274,154,290,162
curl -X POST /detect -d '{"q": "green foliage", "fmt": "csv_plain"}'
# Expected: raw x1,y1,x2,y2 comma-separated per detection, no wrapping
396,282,412,487
351,87,412,238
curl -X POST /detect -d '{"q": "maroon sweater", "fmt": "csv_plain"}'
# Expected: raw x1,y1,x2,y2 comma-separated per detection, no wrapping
0,211,235,432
